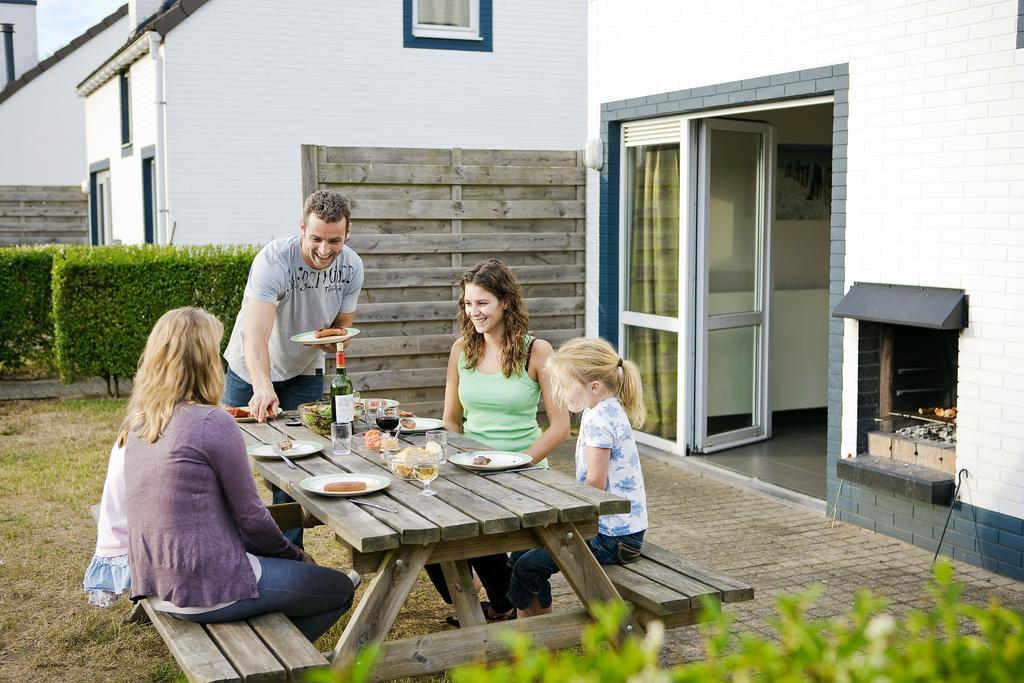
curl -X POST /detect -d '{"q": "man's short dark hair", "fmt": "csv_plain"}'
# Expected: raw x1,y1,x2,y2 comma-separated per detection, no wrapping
303,190,351,224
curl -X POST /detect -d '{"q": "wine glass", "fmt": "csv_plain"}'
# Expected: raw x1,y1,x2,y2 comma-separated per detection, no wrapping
364,398,381,431
376,406,400,455
414,450,439,496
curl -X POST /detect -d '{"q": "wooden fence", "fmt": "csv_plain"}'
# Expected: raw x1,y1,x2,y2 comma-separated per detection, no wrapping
0,185,89,246
302,145,586,416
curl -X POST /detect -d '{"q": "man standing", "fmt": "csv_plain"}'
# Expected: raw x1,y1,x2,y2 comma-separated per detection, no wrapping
224,190,363,545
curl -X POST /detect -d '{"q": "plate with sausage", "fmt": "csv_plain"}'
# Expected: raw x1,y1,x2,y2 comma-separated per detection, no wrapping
397,417,445,433
290,326,361,346
299,473,391,497
246,440,322,459
449,451,532,472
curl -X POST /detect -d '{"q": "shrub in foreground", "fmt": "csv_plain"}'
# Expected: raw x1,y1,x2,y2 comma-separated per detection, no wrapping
312,561,1024,682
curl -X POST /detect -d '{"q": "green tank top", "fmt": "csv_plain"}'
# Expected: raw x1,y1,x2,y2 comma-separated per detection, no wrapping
457,335,542,456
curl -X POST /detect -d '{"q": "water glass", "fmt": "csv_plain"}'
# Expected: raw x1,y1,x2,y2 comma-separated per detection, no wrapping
331,422,352,455
426,430,448,465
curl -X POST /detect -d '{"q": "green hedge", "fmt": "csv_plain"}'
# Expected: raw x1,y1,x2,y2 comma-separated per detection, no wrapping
51,244,258,386
0,246,58,371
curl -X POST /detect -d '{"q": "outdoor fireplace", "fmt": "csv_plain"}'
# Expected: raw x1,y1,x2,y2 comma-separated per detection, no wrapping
834,284,968,504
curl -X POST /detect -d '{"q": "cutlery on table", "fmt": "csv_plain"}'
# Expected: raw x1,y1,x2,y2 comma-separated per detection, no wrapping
348,499,400,513
238,425,298,470
480,466,545,476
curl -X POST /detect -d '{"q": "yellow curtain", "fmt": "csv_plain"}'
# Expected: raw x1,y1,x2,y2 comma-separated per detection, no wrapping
627,145,679,439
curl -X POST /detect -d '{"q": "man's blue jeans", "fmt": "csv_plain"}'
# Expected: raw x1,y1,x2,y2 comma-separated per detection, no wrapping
167,556,355,642
223,367,324,547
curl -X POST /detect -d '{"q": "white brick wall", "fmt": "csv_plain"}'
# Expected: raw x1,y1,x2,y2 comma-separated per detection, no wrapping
587,0,1024,517
92,0,585,245
0,15,127,185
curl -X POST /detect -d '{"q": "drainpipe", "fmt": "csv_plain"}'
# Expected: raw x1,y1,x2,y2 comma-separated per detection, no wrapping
148,31,169,244
2,24,14,87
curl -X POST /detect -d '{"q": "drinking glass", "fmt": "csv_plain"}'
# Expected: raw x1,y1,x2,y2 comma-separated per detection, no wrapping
377,406,400,456
364,398,381,431
331,422,352,455
426,429,448,465
414,450,439,496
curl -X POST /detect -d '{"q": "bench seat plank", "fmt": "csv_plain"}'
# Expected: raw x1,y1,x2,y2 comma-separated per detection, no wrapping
640,543,754,603
626,557,721,603
140,600,241,683
206,621,284,682
247,613,329,678
604,564,691,615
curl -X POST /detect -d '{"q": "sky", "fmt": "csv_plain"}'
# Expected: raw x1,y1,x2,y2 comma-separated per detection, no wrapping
36,0,126,58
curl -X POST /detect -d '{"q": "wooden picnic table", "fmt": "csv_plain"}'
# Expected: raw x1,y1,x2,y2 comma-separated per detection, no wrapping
239,418,640,679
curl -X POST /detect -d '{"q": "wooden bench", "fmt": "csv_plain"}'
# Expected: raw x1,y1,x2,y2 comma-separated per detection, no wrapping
90,504,329,683
603,542,754,628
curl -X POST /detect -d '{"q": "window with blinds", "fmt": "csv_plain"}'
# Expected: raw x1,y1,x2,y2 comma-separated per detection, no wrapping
413,0,480,40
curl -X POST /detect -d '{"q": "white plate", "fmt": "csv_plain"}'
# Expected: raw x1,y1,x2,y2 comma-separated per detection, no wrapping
449,451,532,471
357,398,400,410
398,417,445,433
290,327,361,346
299,473,391,497
246,440,322,460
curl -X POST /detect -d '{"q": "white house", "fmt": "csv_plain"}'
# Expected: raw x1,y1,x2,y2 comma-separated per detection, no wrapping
588,0,1024,579
78,0,586,246
0,1,127,185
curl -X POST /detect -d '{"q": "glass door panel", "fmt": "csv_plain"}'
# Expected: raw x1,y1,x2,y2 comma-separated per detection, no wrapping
626,143,680,317
708,130,760,316
706,325,757,436
624,325,677,440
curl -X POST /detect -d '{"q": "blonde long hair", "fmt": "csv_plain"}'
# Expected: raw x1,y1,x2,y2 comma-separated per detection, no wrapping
117,307,225,445
545,337,646,429
456,259,531,378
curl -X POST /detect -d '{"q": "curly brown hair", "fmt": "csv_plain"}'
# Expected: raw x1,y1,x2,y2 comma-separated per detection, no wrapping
456,259,531,378
302,190,351,225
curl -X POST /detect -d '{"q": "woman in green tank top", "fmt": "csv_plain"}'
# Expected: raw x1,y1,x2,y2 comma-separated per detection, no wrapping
442,259,569,464
426,259,569,623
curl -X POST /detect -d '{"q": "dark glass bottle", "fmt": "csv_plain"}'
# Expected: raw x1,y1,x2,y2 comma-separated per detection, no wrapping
331,350,354,426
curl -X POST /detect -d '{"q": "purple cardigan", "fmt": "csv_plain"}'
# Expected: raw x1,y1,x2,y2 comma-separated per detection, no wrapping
126,403,303,606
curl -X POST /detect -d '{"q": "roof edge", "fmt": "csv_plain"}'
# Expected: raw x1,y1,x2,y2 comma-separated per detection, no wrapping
0,3,128,106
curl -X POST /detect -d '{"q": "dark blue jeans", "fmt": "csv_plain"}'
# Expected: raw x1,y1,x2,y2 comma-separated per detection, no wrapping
224,367,325,547
167,556,355,642
507,530,645,610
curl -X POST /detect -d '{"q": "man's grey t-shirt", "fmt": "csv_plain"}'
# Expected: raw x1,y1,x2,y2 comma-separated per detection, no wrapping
224,236,363,383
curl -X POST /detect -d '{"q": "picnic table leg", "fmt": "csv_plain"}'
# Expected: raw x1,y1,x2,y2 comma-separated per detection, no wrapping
332,543,434,670
440,560,487,628
533,522,644,639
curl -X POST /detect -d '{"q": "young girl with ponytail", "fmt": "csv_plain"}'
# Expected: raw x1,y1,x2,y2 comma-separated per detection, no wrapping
506,337,649,617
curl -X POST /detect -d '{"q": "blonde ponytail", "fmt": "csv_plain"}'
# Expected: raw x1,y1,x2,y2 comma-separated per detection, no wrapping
545,337,646,429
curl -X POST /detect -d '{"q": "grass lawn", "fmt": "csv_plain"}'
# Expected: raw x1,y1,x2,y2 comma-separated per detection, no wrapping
0,398,469,682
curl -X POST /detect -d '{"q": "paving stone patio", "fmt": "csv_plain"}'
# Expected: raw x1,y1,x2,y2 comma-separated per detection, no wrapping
545,444,1024,665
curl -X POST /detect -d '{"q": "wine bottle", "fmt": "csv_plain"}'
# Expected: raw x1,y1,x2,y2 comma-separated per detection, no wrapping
331,350,354,427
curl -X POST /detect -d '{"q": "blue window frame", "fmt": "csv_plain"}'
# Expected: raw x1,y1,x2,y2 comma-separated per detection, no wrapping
403,0,492,52
119,71,132,154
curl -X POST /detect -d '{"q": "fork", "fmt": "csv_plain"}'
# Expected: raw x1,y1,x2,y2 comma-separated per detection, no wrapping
265,418,295,449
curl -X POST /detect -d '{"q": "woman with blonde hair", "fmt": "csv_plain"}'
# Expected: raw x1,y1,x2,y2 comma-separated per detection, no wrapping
507,336,648,617
114,306,354,641
426,259,570,624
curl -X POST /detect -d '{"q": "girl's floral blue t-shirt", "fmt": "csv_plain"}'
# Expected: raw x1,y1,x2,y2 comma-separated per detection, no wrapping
575,397,648,536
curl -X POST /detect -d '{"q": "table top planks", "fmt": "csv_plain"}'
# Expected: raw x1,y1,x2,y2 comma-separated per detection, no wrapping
240,418,624,553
